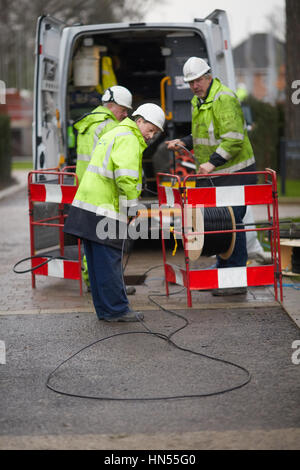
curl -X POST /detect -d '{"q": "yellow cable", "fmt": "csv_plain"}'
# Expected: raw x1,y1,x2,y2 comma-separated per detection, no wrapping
170,227,178,256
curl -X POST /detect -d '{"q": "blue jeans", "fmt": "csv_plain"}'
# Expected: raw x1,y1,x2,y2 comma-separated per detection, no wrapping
216,206,248,268
83,239,129,320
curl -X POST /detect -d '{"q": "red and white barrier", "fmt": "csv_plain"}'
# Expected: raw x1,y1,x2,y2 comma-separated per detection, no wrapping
158,184,273,208
29,183,77,204
166,264,274,290
32,257,81,280
157,170,283,307
28,169,83,295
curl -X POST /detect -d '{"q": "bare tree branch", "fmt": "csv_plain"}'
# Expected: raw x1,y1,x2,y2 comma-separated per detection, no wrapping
0,0,164,89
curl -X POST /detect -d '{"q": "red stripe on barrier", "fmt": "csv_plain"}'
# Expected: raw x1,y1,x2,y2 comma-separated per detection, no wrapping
29,184,47,202
157,186,167,205
172,189,183,206
64,260,81,280
61,186,77,204
189,269,219,290
165,264,176,284
31,257,48,275
247,265,274,286
186,187,216,207
245,184,273,205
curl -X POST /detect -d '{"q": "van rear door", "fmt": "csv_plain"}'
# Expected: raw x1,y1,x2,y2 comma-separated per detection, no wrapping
33,15,65,171
203,9,236,90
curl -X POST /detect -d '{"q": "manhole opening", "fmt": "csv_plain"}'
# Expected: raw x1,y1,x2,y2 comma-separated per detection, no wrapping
124,274,146,285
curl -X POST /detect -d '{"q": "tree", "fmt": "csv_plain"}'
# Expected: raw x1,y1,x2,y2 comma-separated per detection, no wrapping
285,0,300,140
285,0,300,179
0,0,161,90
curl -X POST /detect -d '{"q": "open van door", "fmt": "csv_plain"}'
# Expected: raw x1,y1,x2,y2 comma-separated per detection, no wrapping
33,15,65,172
203,9,236,90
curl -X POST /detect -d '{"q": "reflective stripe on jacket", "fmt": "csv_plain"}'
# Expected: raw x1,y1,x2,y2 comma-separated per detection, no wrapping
192,78,255,174
72,118,147,225
74,105,118,184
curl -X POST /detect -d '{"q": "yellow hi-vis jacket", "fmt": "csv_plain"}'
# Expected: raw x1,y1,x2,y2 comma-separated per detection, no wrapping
71,118,147,234
192,78,255,174
74,105,119,184
96,56,118,94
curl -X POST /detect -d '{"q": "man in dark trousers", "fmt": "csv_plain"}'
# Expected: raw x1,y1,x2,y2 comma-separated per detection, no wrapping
65,103,165,321
166,57,257,296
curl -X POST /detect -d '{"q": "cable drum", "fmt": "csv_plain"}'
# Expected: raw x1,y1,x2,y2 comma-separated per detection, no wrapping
187,206,236,261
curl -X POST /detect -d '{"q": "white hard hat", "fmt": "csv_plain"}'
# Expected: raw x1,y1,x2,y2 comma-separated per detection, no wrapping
132,103,165,132
102,85,133,109
183,57,211,83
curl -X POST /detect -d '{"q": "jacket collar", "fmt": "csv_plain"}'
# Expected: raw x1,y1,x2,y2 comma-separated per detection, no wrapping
118,118,148,150
74,105,117,132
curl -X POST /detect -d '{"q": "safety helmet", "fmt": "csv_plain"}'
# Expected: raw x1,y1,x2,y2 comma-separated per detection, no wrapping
132,103,165,132
102,85,133,109
183,57,211,83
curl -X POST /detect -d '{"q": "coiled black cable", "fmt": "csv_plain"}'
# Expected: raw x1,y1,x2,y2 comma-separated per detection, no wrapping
13,255,55,274
202,207,234,257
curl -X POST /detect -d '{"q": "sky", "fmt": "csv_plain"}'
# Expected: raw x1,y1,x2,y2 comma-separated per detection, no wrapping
143,0,285,47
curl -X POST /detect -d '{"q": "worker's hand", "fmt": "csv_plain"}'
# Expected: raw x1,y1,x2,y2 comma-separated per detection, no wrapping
165,139,186,152
198,162,215,175
127,216,137,229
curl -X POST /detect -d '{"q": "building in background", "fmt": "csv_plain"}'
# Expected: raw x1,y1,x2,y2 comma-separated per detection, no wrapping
233,33,285,104
0,89,33,157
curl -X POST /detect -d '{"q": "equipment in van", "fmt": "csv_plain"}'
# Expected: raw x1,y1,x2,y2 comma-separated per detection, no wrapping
73,44,101,87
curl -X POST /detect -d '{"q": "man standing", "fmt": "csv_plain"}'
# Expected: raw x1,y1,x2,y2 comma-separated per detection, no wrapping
64,103,165,321
166,57,257,296
74,85,132,289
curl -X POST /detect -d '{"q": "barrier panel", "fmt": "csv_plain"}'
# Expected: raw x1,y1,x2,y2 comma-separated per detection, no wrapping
157,169,283,307
28,167,83,295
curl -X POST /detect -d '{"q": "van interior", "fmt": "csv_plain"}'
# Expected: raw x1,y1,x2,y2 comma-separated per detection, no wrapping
66,28,208,192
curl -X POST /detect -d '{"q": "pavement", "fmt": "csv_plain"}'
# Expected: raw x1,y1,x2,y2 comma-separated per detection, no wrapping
0,170,299,451
1,169,299,327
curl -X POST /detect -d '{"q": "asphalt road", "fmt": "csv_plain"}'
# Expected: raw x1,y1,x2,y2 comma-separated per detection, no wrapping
1,305,300,449
0,188,300,450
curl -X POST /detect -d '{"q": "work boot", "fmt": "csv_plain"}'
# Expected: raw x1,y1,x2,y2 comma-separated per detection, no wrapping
126,286,136,295
212,287,247,296
104,311,144,322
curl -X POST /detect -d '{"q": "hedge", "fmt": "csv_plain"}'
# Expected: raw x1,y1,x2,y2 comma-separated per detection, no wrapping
245,96,284,172
0,114,12,184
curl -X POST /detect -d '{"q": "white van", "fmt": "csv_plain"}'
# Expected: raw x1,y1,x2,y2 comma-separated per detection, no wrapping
33,9,236,191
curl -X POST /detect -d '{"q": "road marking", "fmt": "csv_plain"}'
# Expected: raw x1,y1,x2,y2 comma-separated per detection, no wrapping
0,428,300,450
0,340,6,364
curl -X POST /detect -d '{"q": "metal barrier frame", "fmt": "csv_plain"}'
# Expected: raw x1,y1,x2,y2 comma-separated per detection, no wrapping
157,169,283,307
28,167,83,295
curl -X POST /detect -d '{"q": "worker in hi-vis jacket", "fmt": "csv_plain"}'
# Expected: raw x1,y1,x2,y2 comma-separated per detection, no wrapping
65,103,165,322
74,85,132,291
166,57,257,296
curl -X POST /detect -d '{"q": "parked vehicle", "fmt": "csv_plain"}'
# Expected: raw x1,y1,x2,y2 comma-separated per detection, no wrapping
33,10,236,187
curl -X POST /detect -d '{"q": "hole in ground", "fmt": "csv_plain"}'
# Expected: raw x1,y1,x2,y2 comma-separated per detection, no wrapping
124,274,146,285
